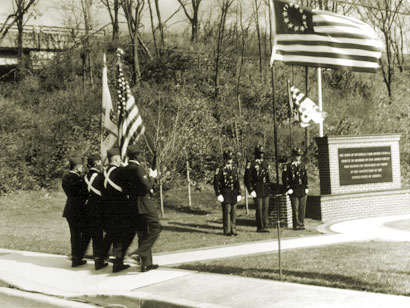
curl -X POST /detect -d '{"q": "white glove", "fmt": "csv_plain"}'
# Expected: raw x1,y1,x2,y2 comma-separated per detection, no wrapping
250,191,257,198
149,168,158,178
286,189,293,195
217,195,224,202
237,195,242,202
305,188,309,194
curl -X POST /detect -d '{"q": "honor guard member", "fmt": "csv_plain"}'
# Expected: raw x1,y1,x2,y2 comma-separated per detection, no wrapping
282,146,309,230
124,144,161,272
84,154,108,270
213,149,241,236
62,155,89,267
103,147,131,273
244,145,271,233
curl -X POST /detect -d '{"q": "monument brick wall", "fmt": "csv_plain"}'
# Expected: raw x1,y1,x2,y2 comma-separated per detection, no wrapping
315,134,410,222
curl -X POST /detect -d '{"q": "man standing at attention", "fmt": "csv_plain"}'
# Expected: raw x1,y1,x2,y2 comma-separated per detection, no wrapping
213,149,241,236
244,145,271,233
62,155,89,267
282,146,309,230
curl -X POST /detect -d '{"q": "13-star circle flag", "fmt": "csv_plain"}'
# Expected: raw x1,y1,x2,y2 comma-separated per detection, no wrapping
270,0,383,72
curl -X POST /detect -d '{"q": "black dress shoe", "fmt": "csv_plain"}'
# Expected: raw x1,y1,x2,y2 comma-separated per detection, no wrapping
95,261,109,270
231,232,238,236
113,263,130,273
72,259,87,267
261,229,270,233
141,264,159,272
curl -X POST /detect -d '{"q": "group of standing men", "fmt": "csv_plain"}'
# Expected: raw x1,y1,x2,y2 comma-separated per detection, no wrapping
62,145,161,273
213,145,309,235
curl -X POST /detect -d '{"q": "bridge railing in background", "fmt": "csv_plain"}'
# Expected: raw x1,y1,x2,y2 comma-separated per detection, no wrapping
0,25,104,51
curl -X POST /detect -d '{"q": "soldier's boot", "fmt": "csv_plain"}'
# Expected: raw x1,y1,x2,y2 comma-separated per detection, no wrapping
112,258,130,273
140,256,159,272
72,258,87,268
94,257,108,270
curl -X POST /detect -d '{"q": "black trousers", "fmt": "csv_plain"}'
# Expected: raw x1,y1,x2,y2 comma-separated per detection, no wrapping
290,194,307,229
135,213,161,266
66,216,90,261
254,196,269,231
89,217,105,260
221,203,237,235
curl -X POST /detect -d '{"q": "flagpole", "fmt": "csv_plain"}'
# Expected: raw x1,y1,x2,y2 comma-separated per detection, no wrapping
318,68,324,137
101,52,106,161
287,79,292,148
305,67,309,154
269,0,282,282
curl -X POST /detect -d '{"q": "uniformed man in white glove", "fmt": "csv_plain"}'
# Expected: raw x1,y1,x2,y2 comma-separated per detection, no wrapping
213,149,241,236
282,147,309,230
244,145,271,233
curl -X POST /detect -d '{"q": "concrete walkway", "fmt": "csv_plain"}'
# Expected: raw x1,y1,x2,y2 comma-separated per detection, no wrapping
1,214,410,307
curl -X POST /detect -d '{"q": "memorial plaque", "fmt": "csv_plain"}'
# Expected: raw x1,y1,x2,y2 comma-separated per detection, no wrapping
338,146,392,185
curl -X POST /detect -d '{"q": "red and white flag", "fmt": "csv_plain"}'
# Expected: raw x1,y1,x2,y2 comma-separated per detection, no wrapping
289,85,326,128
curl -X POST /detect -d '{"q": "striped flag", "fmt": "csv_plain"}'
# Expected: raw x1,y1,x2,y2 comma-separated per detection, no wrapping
270,0,383,72
101,53,118,165
289,85,325,127
116,49,145,161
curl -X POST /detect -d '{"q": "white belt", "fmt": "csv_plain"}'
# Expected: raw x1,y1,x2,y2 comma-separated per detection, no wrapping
85,172,102,196
104,167,123,192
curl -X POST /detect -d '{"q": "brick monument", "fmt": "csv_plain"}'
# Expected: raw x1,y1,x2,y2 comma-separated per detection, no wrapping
314,134,410,222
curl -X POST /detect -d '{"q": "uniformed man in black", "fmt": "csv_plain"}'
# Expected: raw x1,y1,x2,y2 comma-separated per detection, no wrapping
244,145,271,233
62,156,89,267
213,149,241,236
282,146,309,230
123,144,161,272
102,147,131,273
84,154,108,270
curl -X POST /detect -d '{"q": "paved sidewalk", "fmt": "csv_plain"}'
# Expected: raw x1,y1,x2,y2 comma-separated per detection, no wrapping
1,215,410,307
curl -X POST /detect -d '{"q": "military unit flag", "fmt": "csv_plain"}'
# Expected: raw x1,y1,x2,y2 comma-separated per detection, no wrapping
101,53,118,165
289,85,325,128
116,49,145,161
271,0,383,72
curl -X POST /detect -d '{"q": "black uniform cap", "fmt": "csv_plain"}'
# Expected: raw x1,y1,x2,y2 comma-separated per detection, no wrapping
68,156,82,165
107,147,120,158
127,144,140,156
254,144,264,155
292,146,303,156
223,149,233,160
87,154,100,166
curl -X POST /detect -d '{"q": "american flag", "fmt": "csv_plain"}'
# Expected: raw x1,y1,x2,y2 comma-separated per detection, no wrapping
270,0,383,73
116,50,145,161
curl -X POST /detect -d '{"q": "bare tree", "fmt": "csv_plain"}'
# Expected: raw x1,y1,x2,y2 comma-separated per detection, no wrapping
121,0,145,85
99,0,121,41
359,0,404,98
214,0,235,99
80,0,94,88
252,0,262,75
177,0,202,41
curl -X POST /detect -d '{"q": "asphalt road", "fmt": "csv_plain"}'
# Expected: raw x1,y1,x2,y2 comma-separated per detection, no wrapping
0,287,99,308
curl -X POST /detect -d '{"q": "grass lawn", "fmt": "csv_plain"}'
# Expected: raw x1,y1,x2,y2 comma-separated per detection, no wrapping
0,186,321,256
177,240,410,296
